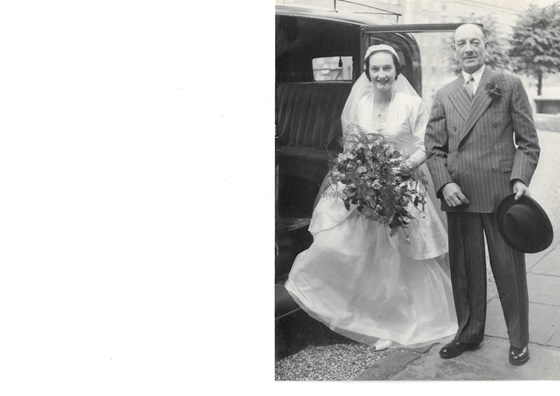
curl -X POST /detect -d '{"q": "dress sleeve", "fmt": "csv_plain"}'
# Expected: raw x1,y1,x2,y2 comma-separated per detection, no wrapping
405,96,429,169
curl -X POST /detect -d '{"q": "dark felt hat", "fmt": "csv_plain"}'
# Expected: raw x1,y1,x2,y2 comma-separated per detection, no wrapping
496,193,554,253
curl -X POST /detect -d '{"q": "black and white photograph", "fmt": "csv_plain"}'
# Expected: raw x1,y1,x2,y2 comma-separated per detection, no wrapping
4,0,560,393
274,0,560,384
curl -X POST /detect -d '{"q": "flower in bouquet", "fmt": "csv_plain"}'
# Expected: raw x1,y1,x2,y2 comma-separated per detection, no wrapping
328,125,428,239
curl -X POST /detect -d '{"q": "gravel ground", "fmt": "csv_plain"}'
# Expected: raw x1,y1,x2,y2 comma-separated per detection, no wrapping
275,265,497,381
275,343,397,381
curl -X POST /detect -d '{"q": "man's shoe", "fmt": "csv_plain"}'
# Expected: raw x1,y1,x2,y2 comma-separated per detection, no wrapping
509,345,529,366
439,341,480,359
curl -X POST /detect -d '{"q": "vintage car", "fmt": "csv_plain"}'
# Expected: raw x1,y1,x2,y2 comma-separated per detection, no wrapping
275,3,460,359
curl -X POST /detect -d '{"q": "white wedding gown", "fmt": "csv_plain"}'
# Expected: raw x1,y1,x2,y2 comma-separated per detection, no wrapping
285,92,458,346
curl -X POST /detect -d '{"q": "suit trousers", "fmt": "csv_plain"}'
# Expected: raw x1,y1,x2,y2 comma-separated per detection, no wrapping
447,212,529,349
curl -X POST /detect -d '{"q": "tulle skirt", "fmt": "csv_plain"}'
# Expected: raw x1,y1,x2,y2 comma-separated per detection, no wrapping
285,183,458,346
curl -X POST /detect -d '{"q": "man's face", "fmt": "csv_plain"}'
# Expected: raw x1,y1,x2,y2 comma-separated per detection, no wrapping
453,24,486,74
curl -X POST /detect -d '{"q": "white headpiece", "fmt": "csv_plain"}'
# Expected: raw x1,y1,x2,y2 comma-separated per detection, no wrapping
364,44,400,63
340,43,418,134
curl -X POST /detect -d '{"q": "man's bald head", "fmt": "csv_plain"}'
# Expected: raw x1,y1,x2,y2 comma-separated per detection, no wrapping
453,23,485,45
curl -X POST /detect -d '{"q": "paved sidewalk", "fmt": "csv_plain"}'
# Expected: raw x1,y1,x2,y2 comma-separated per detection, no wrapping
354,240,560,380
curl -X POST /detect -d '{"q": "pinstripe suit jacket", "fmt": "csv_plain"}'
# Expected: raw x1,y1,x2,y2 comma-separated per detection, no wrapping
425,68,540,213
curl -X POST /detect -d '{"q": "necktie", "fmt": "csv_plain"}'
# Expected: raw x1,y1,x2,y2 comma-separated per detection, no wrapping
465,75,475,100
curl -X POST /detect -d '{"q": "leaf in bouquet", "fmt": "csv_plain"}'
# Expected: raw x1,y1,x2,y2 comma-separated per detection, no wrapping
361,205,376,217
397,206,409,215
344,200,350,211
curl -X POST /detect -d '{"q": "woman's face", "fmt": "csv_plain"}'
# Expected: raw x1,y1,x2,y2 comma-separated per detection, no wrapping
368,51,396,93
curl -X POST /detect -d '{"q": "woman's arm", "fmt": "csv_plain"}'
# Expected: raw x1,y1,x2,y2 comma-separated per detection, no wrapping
403,97,428,170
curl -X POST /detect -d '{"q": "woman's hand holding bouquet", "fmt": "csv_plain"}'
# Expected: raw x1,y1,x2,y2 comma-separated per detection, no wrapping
328,125,428,238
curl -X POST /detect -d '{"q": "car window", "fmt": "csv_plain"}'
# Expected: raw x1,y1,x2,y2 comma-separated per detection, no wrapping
312,56,353,81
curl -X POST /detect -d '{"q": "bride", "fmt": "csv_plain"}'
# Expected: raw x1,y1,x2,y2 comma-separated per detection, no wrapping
285,44,457,350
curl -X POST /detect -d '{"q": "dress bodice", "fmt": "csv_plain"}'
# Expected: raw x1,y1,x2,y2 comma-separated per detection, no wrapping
351,91,429,168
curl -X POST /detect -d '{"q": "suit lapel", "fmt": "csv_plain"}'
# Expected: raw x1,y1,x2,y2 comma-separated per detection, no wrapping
459,68,496,145
448,76,470,120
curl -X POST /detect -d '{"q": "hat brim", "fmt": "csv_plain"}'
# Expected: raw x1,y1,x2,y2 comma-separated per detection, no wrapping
496,193,553,253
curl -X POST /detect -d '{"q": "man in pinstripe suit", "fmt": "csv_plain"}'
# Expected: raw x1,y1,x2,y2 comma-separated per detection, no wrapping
425,23,540,365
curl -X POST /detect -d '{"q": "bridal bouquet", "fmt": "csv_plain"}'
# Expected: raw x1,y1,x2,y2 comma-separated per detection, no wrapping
329,126,428,237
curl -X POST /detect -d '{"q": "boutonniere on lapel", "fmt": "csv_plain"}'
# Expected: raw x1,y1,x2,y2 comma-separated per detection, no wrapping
485,80,502,101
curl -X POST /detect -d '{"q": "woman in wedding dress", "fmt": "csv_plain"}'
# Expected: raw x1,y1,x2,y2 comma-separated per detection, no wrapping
285,44,457,350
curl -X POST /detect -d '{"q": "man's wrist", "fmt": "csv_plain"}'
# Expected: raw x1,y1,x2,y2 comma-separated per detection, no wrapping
438,182,451,197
